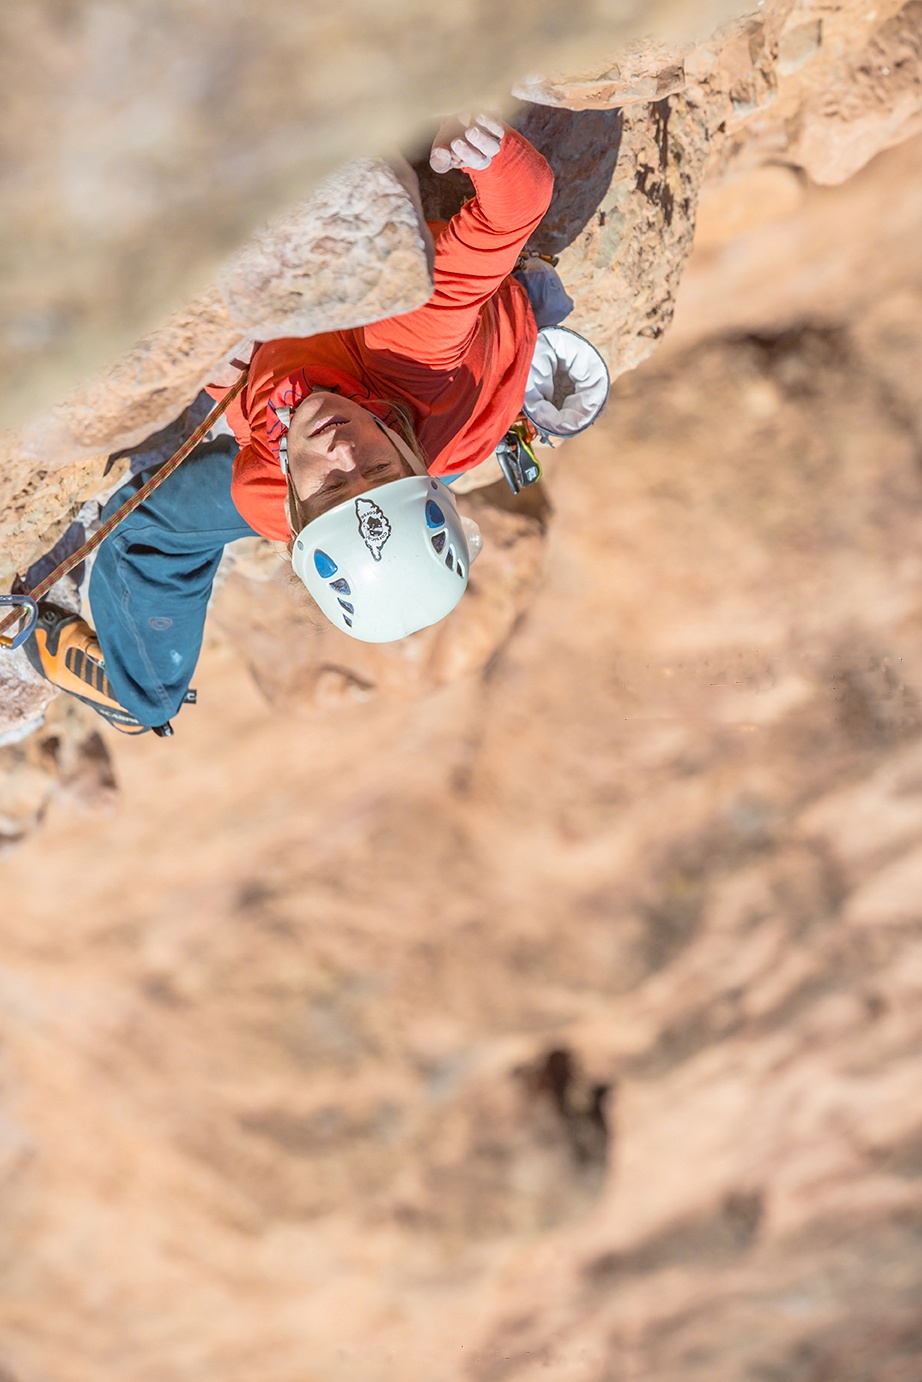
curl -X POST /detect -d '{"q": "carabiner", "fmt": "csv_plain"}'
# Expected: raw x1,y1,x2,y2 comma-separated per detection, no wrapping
0,594,39,650
496,423,542,495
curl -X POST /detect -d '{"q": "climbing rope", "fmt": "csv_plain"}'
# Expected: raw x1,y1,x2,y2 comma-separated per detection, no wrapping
0,369,250,649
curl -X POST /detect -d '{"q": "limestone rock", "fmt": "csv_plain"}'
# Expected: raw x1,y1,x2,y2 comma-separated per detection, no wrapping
665,132,922,351
532,94,711,378
514,0,922,210
0,0,740,435
5,318,922,1377
696,0,922,185
777,16,823,74
0,449,113,595
511,39,691,109
3,4,922,1377
219,157,434,340
0,648,56,747
791,0,922,183
691,163,805,251
34,288,243,464
26,157,432,470
0,697,116,853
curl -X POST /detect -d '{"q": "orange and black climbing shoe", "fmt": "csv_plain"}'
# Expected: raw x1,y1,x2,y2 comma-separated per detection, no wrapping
23,601,154,736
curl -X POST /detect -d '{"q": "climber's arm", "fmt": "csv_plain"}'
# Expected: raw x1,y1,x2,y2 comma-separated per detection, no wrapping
364,124,553,368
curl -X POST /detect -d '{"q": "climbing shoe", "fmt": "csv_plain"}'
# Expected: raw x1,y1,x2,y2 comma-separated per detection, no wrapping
23,601,152,735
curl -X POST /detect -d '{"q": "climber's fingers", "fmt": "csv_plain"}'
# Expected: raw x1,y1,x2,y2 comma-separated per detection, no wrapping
462,120,503,165
471,113,504,142
429,143,454,174
429,113,505,174
429,114,463,173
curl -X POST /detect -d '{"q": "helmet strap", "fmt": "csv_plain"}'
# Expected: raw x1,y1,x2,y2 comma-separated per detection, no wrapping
370,415,429,477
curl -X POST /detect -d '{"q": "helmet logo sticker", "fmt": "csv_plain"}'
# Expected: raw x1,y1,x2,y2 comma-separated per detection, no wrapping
355,497,392,561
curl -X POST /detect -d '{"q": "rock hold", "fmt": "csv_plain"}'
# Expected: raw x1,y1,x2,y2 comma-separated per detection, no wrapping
220,157,433,340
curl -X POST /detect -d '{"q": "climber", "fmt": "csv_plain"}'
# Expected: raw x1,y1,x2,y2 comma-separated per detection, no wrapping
25,114,561,733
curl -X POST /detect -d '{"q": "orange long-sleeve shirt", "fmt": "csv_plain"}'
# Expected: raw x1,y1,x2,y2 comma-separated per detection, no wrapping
222,128,554,540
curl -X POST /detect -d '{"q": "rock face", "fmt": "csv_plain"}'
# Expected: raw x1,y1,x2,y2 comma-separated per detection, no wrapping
0,650,56,748
524,95,711,369
508,0,922,380
4,312,922,1379
33,157,433,463
768,0,922,182
6,0,922,884
0,155,433,589
0,695,117,851
4,6,922,1377
512,38,692,110
0,0,738,433
666,130,922,351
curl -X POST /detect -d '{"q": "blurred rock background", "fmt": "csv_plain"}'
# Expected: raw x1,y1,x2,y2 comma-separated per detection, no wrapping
3,0,922,1378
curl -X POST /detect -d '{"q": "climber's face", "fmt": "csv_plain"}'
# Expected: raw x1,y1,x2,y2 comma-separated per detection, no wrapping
286,392,412,525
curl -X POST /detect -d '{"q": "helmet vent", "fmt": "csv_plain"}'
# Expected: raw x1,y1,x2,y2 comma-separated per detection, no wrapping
431,532,446,554
314,550,338,578
330,578,351,595
337,598,354,614
445,548,455,571
343,615,353,628
456,561,464,579
426,500,445,529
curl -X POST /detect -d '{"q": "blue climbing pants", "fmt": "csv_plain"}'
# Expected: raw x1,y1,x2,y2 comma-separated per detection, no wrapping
88,446,255,727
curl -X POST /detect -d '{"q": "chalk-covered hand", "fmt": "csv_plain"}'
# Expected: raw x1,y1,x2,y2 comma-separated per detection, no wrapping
429,113,505,174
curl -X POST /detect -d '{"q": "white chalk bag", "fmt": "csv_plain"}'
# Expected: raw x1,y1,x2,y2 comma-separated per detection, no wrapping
522,325,611,441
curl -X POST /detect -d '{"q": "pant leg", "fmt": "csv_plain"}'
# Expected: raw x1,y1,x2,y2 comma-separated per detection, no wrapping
89,445,256,727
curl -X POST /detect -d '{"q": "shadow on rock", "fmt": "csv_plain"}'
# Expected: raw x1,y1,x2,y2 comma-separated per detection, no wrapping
410,106,623,256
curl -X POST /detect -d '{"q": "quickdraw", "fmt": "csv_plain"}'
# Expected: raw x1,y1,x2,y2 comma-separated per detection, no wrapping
496,418,542,494
0,368,250,651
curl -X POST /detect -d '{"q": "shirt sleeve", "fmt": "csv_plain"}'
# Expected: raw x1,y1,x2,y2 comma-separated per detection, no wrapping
363,127,553,369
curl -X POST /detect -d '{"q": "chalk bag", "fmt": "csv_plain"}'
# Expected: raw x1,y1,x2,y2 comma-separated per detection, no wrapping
522,325,611,443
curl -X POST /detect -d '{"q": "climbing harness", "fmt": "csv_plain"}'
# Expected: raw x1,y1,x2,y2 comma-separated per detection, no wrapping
0,368,250,652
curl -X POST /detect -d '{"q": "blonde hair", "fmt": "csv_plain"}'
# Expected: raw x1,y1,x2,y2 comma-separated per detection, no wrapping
384,399,428,468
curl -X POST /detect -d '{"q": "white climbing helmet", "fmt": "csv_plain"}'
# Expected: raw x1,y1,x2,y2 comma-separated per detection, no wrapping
291,475,480,643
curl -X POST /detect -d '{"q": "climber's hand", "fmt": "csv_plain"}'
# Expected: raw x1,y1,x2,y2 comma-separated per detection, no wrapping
429,114,505,174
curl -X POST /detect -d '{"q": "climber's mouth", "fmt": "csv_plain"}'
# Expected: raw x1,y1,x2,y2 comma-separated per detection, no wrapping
308,415,348,438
